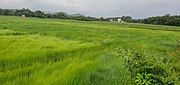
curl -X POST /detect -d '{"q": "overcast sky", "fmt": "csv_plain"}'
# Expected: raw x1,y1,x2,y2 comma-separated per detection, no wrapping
0,0,180,18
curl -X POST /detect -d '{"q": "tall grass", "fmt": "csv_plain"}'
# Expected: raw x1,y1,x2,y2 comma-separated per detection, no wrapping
0,16,179,85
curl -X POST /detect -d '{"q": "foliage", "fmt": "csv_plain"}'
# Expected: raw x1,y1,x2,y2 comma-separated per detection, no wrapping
121,16,133,22
0,8,99,21
118,48,178,85
133,14,180,26
135,73,152,85
1,8,180,26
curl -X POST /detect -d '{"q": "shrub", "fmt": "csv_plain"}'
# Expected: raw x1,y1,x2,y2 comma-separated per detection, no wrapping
117,48,177,85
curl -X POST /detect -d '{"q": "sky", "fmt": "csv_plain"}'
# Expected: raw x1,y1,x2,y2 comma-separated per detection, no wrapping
0,0,180,18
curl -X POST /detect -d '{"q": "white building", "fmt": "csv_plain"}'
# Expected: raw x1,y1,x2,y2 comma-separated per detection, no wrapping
22,15,25,18
117,18,123,22
110,19,113,22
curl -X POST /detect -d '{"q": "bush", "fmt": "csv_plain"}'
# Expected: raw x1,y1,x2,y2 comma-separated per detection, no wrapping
117,48,177,85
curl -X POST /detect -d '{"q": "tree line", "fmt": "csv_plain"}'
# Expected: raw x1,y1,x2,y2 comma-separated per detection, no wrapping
131,14,180,26
0,8,179,26
0,8,99,21
108,14,180,26
0,8,133,22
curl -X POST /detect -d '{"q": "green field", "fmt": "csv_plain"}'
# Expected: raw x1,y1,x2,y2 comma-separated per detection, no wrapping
0,16,180,85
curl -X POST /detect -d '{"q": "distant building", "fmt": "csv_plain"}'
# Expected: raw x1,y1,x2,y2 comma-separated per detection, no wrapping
110,19,113,22
22,15,25,18
117,18,123,22
107,17,123,22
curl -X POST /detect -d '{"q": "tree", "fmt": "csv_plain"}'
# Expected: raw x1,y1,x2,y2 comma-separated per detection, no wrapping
34,10,44,18
99,17,106,21
21,8,32,17
131,14,180,26
44,14,54,18
2,9,10,15
85,16,97,21
0,8,2,15
121,16,133,22
54,12,70,19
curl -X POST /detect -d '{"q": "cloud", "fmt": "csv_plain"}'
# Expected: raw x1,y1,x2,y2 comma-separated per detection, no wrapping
0,0,180,18
0,0,27,8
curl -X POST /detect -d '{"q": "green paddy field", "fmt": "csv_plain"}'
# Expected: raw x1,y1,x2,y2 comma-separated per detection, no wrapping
0,16,180,85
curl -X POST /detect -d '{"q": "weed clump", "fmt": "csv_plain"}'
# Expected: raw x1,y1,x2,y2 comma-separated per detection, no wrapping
118,48,177,85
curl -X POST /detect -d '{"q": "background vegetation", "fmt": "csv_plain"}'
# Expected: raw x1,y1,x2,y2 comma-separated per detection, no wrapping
132,14,180,26
0,8,98,21
1,8,180,26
